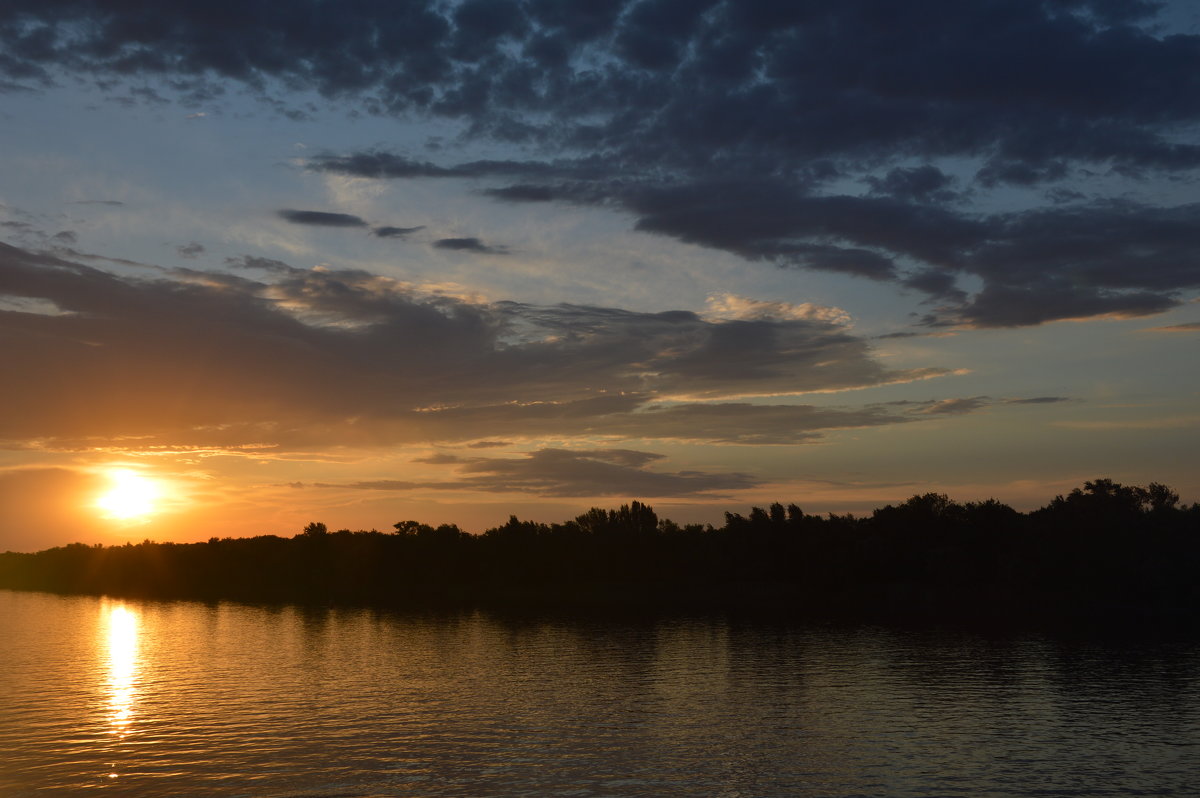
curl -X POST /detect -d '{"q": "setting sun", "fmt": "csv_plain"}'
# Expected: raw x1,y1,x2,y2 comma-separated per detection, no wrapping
96,470,160,521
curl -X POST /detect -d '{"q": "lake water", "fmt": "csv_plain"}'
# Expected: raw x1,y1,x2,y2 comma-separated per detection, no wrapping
1,589,1198,796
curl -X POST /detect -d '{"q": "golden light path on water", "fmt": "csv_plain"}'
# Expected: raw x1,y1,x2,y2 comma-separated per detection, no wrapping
1,592,1198,796
104,604,140,767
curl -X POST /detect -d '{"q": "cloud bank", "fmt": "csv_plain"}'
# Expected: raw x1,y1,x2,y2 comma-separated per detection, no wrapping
2,0,1197,327
0,241,955,452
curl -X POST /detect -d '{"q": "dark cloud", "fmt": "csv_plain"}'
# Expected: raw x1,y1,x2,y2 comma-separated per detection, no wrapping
277,209,368,228
866,166,959,203
330,157,1200,323
372,225,424,239
1046,187,1089,204
0,241,952,450
39,245,150,269
225,255,293,273
952,282,1178,328
10,0,1180,323
307,152,577,180
452,448,758,498
434,237,506,254
311,153,459,179
326,448,759,498
1004,396,1072,404
968,202,1200,292
882,395,1073,416
368,397,912,446
976,158,1070,188
411,453,463,465
482,184,559,202
176,242,205,258
910,397,991,416
902,270,966,301
2,1,1192,177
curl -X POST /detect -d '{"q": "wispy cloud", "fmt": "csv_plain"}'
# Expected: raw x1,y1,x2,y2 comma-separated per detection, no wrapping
1144,321,1200,332
312,448,759,498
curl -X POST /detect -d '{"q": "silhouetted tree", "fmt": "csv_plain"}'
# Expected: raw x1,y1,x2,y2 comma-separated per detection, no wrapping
1,479,1194,622
1147,482,1180,513
393,520,433,536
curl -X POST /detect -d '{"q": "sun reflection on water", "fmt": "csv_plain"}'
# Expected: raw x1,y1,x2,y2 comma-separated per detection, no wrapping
105,604,140,739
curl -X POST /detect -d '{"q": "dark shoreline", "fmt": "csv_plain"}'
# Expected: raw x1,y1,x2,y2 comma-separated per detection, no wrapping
3,480,1197,632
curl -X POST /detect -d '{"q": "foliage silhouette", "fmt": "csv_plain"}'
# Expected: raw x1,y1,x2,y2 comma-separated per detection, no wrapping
1,482,1196,624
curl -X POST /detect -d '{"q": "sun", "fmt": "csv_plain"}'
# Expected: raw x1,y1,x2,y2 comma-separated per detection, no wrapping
96,469,161,521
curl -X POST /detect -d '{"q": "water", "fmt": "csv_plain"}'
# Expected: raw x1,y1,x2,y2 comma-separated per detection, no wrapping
1,590,1197,796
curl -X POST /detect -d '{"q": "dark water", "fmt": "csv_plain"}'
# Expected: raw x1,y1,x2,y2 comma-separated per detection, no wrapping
1,590,1197,796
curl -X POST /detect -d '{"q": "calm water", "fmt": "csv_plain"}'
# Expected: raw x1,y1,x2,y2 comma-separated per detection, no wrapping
1,590,1198,796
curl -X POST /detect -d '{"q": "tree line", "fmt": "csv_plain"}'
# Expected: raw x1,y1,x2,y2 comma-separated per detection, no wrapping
1,479,1196,624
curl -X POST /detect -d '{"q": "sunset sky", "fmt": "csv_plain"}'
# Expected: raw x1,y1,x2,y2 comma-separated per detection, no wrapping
2,0,1198,551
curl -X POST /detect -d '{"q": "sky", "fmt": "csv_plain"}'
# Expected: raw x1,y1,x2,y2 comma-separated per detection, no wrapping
1,0,1198,551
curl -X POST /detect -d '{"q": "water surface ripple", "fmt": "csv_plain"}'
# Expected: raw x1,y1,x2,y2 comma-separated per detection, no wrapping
1,590,1197,796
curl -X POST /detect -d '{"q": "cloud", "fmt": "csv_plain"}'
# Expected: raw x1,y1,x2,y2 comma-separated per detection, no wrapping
0,241,953,450
0,79,34,94
902,270,967,302
277,209,368,228
909,397,991,416
372,225,424,239
482,184,559,202
323,448,760,498
177,242,205,258
452,448,758,497
949,282,1178,328
378,398,912,446
243,1,1200,326
704,294,852,326
1004,396,1072,405
880,395,1072,417
333,160,1199,324
224,255,293,273
866,165,959,203
411,453,463,465
433,237,507,254
6,2,1198,185
1145,321,1200,332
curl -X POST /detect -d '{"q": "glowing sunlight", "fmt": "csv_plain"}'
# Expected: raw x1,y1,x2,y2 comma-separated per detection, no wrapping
96,469,161,522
